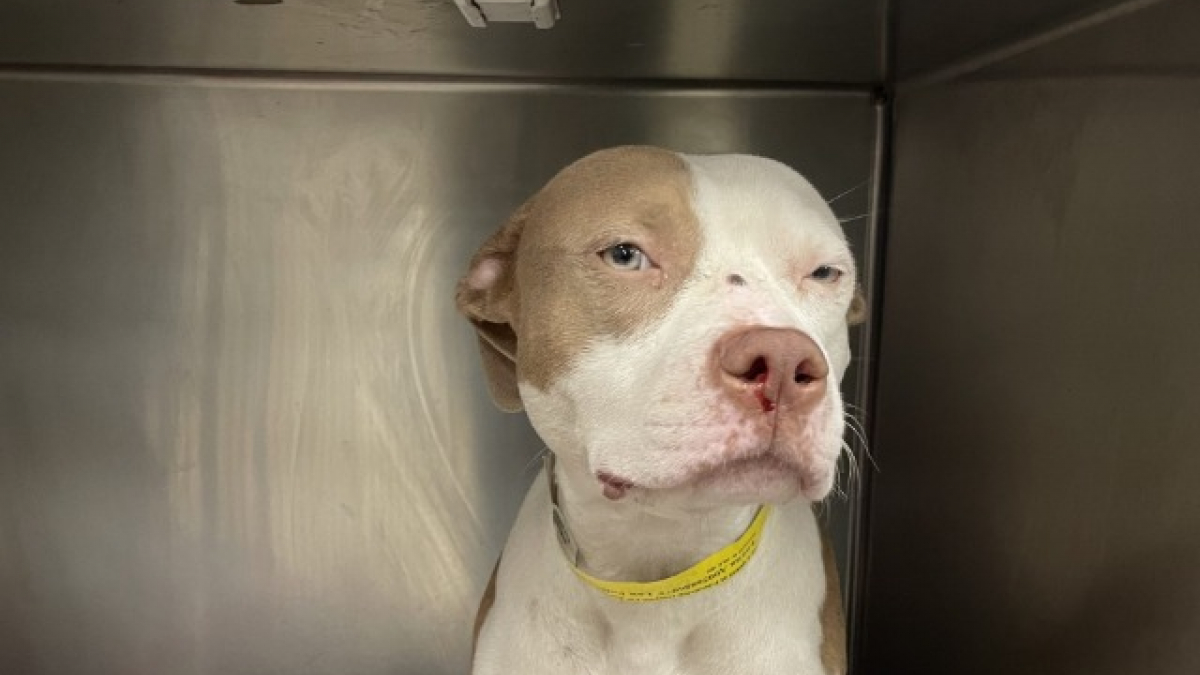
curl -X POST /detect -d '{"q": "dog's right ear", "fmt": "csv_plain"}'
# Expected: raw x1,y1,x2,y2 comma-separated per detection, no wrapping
455,201,531,413
847,287,868,327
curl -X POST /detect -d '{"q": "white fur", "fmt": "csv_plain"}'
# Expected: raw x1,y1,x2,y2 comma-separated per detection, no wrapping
474,153,854,675
474,473,830,675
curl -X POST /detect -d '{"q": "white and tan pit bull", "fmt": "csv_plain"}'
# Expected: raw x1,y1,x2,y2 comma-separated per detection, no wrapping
457,146,865,675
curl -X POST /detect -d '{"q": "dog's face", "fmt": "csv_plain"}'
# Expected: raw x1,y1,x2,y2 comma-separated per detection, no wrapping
458,147,863,508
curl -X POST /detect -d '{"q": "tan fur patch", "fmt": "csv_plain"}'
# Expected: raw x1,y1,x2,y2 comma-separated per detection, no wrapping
818,529,848,674
456,146,702,402
456,202,529,411
847,287,868,326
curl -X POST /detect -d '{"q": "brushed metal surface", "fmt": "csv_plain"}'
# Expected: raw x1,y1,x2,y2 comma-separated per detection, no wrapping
0,78,876,674
974,0,1200,78
0,0,884,84
894,0,1137,79
862,79,1200,675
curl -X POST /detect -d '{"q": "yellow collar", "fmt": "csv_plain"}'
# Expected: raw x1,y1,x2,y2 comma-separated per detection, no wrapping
545,454,771,602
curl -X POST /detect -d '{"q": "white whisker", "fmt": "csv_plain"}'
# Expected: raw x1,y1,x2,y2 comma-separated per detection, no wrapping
844,415,868,449
825,179,869,206
844,409,880,472
841,439,861,492
844,402,869,416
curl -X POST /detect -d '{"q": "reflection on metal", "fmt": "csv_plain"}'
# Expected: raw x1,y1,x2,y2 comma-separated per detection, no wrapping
0,0,884,84
899,0,1174,87
0,78,875,674
892,0,1144,79
970,0,1200,79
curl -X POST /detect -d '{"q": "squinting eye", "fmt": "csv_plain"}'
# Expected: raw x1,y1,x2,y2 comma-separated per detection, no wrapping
809,265,843,283
600,243,651,271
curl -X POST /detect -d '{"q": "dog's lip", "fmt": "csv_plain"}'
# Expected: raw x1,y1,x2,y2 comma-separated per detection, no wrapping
630,449,805,493
594,447,817,496
596,471,635,500
688,453,800,485
596,471,634,489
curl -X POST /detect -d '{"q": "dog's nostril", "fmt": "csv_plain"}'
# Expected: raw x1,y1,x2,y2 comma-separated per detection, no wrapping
727,273,747,286
742,356,769,383
794,362,818,385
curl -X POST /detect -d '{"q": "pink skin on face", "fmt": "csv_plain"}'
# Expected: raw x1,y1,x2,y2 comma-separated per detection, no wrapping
594,381,828,502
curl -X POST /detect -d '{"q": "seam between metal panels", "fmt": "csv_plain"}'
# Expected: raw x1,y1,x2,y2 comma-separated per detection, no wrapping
861,6,1180,661
899,0,1175,89
0,63,877,96
942,70,1200,85
846,1,894,672
847,93,892,675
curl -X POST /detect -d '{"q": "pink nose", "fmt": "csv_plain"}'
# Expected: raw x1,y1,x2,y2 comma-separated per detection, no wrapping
715,327,829,414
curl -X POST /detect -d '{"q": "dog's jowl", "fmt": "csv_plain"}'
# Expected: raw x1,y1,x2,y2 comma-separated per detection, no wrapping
457,146,860,675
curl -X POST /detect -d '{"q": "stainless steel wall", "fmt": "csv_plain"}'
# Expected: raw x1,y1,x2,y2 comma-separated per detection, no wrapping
862,2,1200,671
0,77,876,675
0,0,883,83
12,2,1196,674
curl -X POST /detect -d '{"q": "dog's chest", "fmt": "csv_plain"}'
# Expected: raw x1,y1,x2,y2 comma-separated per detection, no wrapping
492,599,821,675
474,495,830,675
581,613,702,675
598,609,817,675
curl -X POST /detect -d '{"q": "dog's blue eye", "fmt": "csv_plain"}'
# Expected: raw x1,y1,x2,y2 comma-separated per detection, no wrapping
601,243,650,271
809,265,843,283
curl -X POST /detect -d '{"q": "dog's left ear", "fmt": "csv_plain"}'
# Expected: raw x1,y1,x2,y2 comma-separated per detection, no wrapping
455,201,531,413
847,287,868,326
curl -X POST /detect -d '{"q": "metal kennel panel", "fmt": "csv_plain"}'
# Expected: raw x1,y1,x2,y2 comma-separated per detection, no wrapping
864,2,1200,673
0,78,876,675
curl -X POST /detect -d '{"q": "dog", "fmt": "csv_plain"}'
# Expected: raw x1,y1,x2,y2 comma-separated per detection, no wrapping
456,146,865,675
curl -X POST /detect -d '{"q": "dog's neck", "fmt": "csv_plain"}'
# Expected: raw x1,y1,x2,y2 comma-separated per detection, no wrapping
550,453,759,583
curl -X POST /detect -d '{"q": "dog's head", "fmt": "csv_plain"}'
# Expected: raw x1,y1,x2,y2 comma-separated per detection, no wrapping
457,147,864,507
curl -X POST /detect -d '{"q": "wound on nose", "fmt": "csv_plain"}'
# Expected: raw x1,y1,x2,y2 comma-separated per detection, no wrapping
748,357,776,412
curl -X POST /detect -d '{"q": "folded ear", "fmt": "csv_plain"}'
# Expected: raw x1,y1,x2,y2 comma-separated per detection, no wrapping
847,287,868,327
455,202,531,412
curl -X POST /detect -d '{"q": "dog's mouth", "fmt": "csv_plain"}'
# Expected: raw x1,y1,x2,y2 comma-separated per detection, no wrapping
596,450,825,502
688,453,804,495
